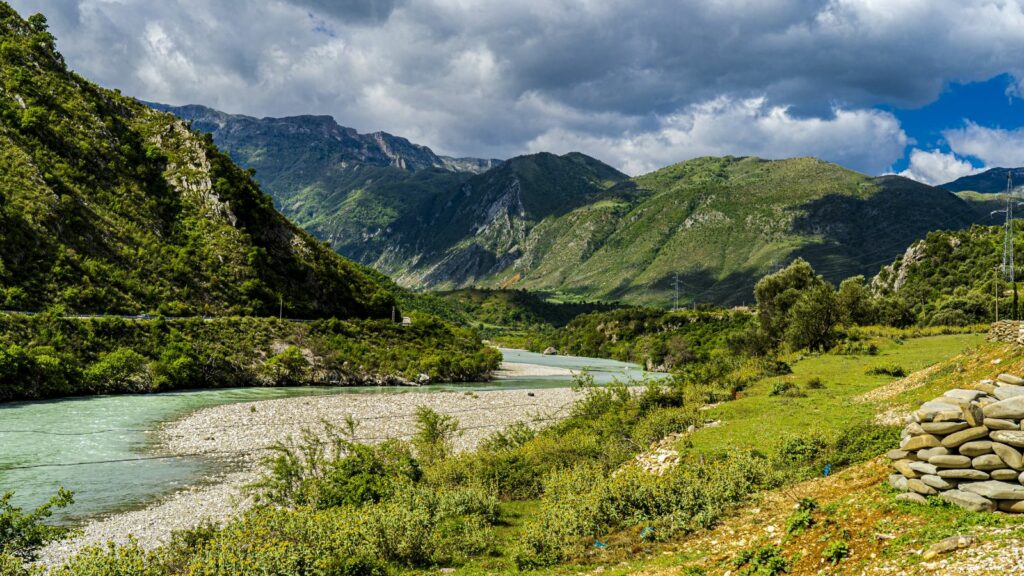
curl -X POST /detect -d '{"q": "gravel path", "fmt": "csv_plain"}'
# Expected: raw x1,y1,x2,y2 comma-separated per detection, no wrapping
39,384,581,566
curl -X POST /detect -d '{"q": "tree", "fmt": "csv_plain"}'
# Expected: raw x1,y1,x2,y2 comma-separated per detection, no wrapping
785,283,842,352
836,276,876,326
753,258,822,343
0,489,73,562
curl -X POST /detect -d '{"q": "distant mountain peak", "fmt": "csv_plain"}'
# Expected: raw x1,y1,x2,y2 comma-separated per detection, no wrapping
148,102,501,175
941,167,1024,193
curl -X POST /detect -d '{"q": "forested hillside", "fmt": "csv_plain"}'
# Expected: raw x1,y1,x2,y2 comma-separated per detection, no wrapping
0,8,394,319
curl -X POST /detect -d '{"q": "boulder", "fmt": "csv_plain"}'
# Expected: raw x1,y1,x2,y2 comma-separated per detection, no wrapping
984,418,1019,430
963,404,986,428
929,455,972,468
937,469,990,480
990,430,1024,448
995,384,1024,401
921,535,977,561
991,469,1020,481
934,410,968,423
998,500,1024,513
902,422,926,437
893,460,919,478
886,449,910,460
998,373,1024,385
918,402,964,421
542,347,558,355
921,474,957,490
946,389,985,402
971,454,1006,471
940,490,995,512
941,426,990,448
907,478,938,495
958,441,993,457
976,382,998,395
991,442,1024,469
922,421,969,435
958,480,1024,500
896,492,928,505
984,396,1024,420
902,434,941,451
888,473,909,492
917,447,950,461
908,461,938,476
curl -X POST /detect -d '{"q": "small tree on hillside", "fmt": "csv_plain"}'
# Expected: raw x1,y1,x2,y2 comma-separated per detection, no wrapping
837,275,876,326
785,283,842,352
754,258,822,344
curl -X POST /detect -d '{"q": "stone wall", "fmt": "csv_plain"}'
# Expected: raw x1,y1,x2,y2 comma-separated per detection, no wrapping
987,321,1024,345
888,373,1024,512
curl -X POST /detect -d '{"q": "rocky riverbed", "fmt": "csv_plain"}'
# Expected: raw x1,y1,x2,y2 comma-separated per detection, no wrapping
39,385,581,566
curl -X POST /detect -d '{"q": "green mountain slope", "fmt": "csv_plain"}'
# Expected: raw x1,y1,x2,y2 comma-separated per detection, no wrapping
872,224,1017,324
0,6,394,318
397,156,976,306
941,167,1024,193
153,108,979,308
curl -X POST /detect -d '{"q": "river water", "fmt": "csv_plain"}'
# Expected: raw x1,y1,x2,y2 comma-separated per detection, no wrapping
0,349,649,522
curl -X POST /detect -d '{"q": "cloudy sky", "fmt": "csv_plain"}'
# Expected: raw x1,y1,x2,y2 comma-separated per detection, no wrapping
11,0,1024,182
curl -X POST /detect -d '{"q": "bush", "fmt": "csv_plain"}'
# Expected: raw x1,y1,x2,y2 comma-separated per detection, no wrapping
732,545,790,576
0,489,74,562
412,406,460,465
769,381,805,398
632,406,700,445
804,376,825,389
866,363,907,377
822,539,850,564
83,347,151,393
785,498,817,534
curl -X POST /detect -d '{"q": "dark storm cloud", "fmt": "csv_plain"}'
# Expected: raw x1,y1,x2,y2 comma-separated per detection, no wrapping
7,0,1024,174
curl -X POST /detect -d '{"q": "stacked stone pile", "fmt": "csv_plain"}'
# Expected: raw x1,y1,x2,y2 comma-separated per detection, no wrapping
889,373,1024,512
987,321,1024,345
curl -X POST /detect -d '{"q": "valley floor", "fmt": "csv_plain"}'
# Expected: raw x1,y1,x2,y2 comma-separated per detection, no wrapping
39,384,581,565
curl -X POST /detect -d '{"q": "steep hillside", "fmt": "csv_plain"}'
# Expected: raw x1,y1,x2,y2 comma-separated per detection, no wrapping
0,6,394,318
941,167,1024,193
872,224,1015,324
149,103,498,255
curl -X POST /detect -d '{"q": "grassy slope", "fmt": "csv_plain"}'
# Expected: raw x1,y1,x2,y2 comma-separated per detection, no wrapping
495,157,978,307
686,333,984,455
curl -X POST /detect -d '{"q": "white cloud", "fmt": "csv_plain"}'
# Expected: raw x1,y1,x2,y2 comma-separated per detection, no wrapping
9,0,1024,171
945,122,1024,168
897,148,981,185
527,97,907,176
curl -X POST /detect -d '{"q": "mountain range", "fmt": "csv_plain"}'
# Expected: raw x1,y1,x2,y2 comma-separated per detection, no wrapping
156,103,985,306
941,167,1024,194
0,8,395,319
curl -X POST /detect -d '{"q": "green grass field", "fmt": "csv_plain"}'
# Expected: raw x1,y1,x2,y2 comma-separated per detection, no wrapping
685,333,985,456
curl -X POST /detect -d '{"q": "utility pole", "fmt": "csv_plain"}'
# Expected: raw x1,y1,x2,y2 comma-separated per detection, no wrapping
673,272,680,311
996,268,1000,322
279,294,283,320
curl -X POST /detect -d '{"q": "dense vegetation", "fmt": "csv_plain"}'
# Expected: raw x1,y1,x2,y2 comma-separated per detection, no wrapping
528,307,751,371
2,370,902,575
0,312,500,402
873,224,1022,325
0,5,393,318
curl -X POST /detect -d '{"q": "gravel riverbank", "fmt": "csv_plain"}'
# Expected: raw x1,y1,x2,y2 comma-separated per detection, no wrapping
39,383,581,566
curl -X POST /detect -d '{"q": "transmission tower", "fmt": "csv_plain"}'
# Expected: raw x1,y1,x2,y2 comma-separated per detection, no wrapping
1002,173,1019,320
1003,173,1015,283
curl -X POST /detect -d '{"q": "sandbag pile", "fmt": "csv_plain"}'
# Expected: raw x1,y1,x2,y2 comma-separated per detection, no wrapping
888,373,1024,512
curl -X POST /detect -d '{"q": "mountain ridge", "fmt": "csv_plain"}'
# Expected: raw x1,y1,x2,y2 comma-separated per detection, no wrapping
941,167,1024,193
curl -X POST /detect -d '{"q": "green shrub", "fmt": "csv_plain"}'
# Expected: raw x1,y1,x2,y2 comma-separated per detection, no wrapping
412,406,460,465
866,363,907,377
83,347,151,393
804,376,825,389
769,381,805,398
822,539,850,564
732,544,791,576
632,406,700,444
785,498,817,534
0,489,74,562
